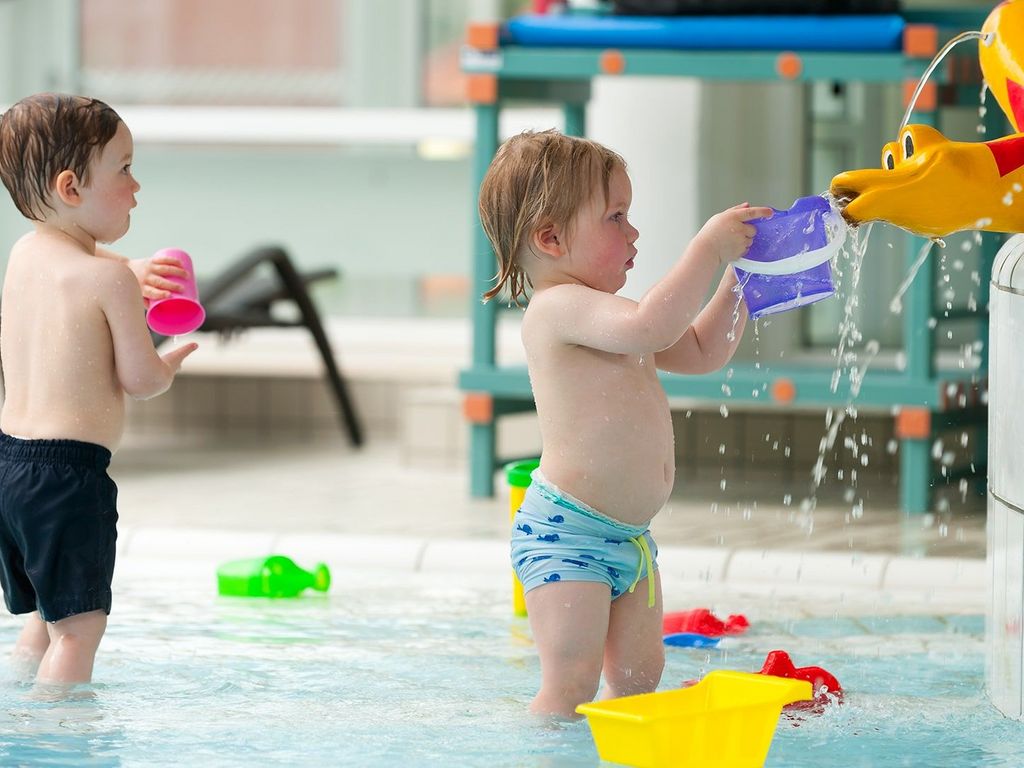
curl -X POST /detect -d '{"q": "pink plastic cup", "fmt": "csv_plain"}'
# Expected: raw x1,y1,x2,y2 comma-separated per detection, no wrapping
145,247,206,336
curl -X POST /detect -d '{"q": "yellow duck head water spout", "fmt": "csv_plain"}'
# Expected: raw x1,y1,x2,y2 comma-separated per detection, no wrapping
830,0,1024,238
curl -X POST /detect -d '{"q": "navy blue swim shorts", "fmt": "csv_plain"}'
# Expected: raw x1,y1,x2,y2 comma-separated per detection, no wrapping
0,432,118,622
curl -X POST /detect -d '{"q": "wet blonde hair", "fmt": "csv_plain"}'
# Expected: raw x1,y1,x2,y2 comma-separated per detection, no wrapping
477,129,626,304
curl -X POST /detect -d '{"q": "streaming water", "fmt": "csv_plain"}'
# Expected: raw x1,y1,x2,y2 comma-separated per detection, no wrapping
901,30,995,133
978,82,991,136
828,214,871,395
889,238,937,315
715,31,1002,535
728,270,754,343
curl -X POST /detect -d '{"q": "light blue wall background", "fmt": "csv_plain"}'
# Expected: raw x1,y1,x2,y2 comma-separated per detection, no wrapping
0,0,480,316
0,144,472,276
0,0,1000,339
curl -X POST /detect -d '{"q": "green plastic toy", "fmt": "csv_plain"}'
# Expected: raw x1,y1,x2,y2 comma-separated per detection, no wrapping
216,555,331,598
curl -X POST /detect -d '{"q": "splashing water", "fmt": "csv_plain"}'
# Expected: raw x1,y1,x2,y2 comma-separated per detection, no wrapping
728,270,754,342
889,239,936,315
827,211,872,394
802,202,887,523
901,30,995,133
849,339,881,400
977,82,990,135
811,408,846,490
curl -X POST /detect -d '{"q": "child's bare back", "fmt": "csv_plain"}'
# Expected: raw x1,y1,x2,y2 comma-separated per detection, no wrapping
1,232,140,450
0,93,196,685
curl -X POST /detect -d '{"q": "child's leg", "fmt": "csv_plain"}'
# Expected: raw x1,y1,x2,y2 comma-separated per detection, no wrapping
524,581,611,719
602,570,664,700
35,610,107,685
11,612,50,677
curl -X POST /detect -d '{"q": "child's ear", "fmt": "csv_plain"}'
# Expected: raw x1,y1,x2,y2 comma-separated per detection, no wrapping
532,223,565,259
54,170,82,207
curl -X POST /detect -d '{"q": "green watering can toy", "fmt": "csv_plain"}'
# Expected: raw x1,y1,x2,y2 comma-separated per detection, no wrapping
217,555,331,598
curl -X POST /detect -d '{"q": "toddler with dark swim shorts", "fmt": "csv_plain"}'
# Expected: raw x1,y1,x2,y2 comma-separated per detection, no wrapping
0,93,197,684
478,129,771,718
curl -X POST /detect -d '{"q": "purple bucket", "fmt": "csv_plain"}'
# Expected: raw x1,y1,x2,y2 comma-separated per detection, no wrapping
733,195,844,319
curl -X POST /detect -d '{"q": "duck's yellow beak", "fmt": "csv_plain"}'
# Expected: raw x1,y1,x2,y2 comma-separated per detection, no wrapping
830,125,1020,238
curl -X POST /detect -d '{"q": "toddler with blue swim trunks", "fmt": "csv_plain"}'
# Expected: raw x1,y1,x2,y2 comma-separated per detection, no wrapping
0,94,197,685
479,129,770,718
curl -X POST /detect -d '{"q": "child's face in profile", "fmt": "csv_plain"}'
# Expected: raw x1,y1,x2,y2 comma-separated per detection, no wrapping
76,121,140,243
566,165,639,295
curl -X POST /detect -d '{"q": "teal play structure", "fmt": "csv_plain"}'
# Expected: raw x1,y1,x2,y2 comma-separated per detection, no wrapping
458,8,998,514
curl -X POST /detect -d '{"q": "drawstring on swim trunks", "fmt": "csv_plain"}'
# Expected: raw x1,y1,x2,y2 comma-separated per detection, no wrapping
627,535,655,608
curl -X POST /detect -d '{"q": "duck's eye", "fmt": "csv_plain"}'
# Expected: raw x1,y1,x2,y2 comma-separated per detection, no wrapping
884,150,895,170
903,132,914,159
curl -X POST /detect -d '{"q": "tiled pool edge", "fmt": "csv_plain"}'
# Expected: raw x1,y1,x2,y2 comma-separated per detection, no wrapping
116,526,986,612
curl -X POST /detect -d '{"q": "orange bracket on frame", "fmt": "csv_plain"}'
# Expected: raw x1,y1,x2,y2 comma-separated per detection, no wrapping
903,24,939,58
775,52,802,80
466,21,500,51
463,393,494,424
467,74,498,105
600,50,626,75
903,79,937,112
771,378,797,404
895,407,931,439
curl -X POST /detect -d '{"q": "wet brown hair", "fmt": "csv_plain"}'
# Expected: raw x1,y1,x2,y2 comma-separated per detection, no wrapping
477,129,626,304
0,93,122,221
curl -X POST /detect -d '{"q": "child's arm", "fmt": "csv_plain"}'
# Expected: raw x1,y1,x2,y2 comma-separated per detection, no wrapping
96,246,188,302
99,261,197,400
654,268,747,374
527,204,770,355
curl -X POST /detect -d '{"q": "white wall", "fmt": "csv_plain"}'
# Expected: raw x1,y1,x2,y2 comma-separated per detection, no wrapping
588,76,702,302
588,76,807,360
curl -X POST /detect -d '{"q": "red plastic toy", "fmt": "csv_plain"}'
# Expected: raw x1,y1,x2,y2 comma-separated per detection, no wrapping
758,650,842,710
662,608,749,638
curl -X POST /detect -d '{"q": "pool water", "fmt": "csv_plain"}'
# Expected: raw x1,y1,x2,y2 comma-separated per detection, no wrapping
0,566,1019,767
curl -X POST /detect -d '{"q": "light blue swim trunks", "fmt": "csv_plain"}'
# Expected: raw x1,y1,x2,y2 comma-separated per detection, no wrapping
510,470,658,606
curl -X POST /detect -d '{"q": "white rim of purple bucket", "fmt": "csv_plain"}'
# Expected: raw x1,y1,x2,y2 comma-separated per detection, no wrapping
733,213,847,276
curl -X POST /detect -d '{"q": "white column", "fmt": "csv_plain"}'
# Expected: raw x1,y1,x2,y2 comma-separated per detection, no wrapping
987,234,1024,720
587,76,701,302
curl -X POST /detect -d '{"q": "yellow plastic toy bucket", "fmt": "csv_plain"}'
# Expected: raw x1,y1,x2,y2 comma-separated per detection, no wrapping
505,458,539,617
576,670,812,768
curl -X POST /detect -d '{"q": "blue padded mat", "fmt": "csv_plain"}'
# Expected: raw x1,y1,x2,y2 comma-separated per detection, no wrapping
504,14,905,52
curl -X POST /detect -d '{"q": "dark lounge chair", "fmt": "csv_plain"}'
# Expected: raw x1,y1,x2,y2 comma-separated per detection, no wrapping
151,245,363,447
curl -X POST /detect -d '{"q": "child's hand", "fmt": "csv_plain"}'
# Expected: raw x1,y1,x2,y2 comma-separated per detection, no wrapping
160,342,198,374
695,203,775,265
128,255,190,302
